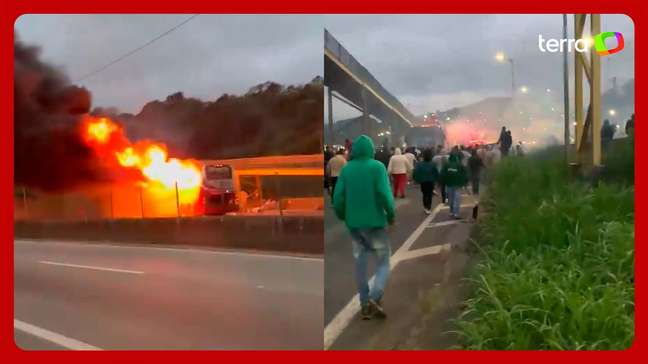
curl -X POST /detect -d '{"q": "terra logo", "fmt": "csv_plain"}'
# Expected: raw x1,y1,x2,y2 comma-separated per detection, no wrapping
538,32,624,56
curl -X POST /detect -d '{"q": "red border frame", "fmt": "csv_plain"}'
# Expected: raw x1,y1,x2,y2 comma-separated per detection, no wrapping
2,0,643,359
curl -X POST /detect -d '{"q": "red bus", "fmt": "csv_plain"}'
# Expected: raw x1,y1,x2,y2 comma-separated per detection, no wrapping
196,164,238,215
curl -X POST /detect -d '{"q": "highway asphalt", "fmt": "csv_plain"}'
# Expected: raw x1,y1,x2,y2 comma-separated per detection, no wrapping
14,239,323,350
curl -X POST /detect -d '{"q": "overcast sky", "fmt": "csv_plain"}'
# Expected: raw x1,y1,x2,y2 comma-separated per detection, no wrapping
15,14,323,113
324,14,635,121
15,14,634,121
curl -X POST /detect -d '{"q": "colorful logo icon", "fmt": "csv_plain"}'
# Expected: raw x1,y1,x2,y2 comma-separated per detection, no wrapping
593,32,624,56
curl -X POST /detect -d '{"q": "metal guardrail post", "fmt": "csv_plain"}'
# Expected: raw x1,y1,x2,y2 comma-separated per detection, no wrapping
175,181,181,220
22,186,29,220
110,185,114,220
139,185,145,218
274,172,284,234
275,172,284,218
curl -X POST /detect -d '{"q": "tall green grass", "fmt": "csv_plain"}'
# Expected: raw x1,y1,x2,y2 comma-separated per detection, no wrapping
455,143,634,350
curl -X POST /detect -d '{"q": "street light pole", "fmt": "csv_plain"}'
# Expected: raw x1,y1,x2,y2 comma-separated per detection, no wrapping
496,52,516,97
509,58,516,97
562,14,570,164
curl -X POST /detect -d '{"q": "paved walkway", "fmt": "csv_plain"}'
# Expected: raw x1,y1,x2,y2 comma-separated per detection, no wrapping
325,185,478,349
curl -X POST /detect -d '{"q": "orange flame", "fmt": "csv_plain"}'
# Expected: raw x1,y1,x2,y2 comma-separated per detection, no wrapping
82,116,202,206
86,118,116,144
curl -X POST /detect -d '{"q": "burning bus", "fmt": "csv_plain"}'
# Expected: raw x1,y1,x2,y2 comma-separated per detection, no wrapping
405,113,447,149
200,155,324,216
195,164,238,215
14,116,323,220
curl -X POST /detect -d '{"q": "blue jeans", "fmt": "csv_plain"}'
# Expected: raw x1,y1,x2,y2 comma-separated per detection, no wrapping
349,228,391,307
446,186,461,216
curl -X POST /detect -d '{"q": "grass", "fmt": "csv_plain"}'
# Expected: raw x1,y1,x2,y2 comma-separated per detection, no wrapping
454,140,635,350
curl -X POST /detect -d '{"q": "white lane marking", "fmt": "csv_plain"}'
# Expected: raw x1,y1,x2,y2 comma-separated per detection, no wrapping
393,203,443,256
394,244,451,263
14,319,102,350
323,203,444,350
427,220,463,228
15,240,322,263
438,203,475,211
39,261,144,275
122,246,323,262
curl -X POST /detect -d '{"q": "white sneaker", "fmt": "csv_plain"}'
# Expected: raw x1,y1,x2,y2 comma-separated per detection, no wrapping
424,209,431,215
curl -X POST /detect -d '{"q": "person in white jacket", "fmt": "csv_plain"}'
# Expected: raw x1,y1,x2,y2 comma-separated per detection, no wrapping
403,147,417,182
388,148,413,198
326,149,347,198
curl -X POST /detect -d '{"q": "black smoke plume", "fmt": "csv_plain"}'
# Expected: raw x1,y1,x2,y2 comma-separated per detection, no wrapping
16,37,323,192
14,37,103,191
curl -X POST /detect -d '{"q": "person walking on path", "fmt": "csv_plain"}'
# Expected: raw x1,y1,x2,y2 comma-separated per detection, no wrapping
333,135,395,320
625,114,635,137
501,130,513,156
387,147,412,198
375,145,390,169
403,147,417,170
324,145,334,195
441,150,468,219
327,149,347,198
413,148,439,214
345,138,353,157
432,150,448,204
602,119,616,148
467,148,484,195
403,147,417,184
497,126,507,145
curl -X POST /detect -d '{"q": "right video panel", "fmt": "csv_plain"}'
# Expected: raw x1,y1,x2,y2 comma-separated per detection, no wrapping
323,14,635,350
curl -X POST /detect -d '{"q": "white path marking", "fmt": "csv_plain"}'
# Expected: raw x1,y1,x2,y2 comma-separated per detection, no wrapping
324,203,443,349
14,319,102,350
427,220,463,228
438,203,475,211
394,244,451,263
324,195,479,349
39,261,144,275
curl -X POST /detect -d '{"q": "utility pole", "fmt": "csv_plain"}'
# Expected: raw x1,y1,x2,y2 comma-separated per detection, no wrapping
563,14,570,164
510,58,516,97
327,87,334,146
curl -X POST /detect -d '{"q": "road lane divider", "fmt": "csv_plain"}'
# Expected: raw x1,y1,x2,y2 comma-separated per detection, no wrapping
39,260,144,274
14,319,102,350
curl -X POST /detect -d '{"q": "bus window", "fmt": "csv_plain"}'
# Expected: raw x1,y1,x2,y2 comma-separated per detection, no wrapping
205,165,232,180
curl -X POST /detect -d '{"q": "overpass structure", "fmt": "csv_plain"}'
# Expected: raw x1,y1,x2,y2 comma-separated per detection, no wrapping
324,29,417,146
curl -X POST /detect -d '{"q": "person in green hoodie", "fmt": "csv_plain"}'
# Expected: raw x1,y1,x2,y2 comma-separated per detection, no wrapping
441,149,468,219
413,148,439,214
333,135,395,320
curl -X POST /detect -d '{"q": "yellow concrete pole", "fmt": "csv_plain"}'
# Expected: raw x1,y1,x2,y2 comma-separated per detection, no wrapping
591,14,602,166
574,14,585,154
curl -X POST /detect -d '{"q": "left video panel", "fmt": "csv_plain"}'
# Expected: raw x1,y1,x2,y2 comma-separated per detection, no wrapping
13,14,324,350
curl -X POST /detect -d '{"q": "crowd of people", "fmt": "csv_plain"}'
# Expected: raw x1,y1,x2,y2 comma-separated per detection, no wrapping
326,132,517,216
325,126,523,320
327,114,635,321
600,113,636,149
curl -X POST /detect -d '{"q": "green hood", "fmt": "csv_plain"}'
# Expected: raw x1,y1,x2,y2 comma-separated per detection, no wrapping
333,134,395,229
350,135,375,160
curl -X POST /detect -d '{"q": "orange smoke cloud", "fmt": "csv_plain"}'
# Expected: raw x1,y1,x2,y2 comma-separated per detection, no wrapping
444,118,498,147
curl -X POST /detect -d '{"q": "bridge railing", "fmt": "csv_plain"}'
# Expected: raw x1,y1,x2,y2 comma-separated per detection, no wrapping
325,30,416,123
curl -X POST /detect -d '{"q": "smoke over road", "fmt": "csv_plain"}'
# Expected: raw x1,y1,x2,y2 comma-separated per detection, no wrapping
14,38,103,191
15,37,323,192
